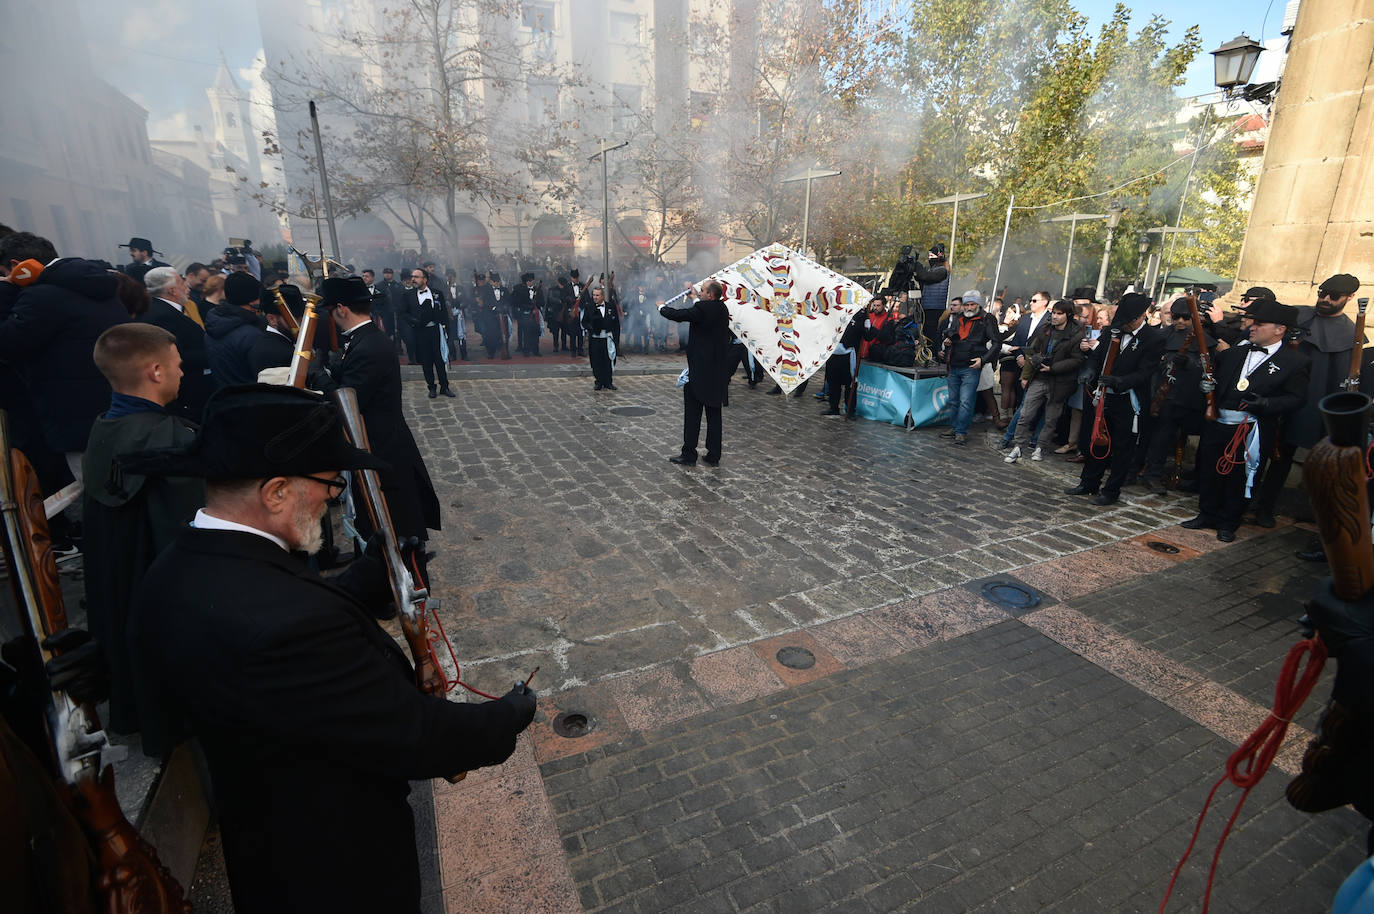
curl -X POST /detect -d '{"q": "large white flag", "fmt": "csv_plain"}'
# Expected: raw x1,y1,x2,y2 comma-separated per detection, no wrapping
697,244,870,394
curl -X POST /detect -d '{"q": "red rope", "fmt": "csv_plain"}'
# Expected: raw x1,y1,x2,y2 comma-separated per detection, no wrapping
1159,635,1328,913
1216,419,1253,476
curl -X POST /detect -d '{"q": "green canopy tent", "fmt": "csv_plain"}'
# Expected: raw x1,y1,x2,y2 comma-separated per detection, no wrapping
1160,266,1233,297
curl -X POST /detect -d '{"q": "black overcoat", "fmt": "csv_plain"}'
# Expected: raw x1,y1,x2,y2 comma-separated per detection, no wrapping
140,298,217,420
129,528,530,913
327,321,441,536
661,297,732,406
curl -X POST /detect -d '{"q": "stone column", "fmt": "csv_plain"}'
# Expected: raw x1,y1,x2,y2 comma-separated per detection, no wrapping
1233,1,1374,304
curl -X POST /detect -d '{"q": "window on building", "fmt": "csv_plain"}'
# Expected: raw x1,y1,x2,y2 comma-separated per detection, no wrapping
528,80,559,122
522,1,554,31
227,112,236,127
612,84,641,135
610,12,642,44
11,198,33,229
690,91,715,130
49,205,71,252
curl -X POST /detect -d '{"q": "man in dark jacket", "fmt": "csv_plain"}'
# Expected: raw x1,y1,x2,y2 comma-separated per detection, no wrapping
321,276,441,580
1005,299,1085,462
914,243,951,343
582,285,619,391
1138,297,1219,493
400,268,454,397
82,323,203,733
940,290,1000,445
663,280,732,465
140,266,216,419
822,307,875,418
0,254,129,480
205,272,267,386
1065,293,1165,505
512,272,543,356
126,384,535,914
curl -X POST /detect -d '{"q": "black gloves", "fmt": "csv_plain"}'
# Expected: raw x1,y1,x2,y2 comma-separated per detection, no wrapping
42,629,109,706
1239,392,1270,412
1099,375,1120,391
501,682,538,730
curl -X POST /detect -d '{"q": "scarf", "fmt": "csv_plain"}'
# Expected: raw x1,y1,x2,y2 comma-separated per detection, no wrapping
958,313,981,339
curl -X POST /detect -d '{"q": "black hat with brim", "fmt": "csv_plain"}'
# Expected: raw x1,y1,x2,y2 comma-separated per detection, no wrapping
119,384,389,480
1243,286,1276,300
521,272,536,283
1320,273,1361,297
321,275,371,307
120,236,158,253
274,283,308,319
1112,292,1151,328
1246,298,1299,327
1070,286,1099,304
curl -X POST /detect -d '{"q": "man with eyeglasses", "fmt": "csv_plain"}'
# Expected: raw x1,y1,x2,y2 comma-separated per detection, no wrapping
1261,274,1361,539
1138,298,1218,493
126,384,537,914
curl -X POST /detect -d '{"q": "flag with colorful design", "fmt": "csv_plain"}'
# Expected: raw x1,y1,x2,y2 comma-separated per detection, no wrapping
702,244,871,395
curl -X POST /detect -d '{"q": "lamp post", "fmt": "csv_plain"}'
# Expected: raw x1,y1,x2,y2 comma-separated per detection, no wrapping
1134,232,1151,290
589,138,629,285
1094,200,1126,303
924,191,988,278
781,166,841,256
1042,213,1107,297
1211,34,1265,97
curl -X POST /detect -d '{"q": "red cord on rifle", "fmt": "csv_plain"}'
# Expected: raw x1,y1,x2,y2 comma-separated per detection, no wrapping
1159,635,1327,914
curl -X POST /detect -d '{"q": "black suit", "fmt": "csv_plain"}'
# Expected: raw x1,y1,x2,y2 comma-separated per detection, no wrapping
511,284,543,355
141,298,217,420
662,296,732,461
1078,326,1166,498
400,286,451,392
1197,342,1310,531
129,528,531,914
248,326,295,380
325,321,440,545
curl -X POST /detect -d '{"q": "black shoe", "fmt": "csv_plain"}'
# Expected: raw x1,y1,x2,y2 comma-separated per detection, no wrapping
821,408,841,417
607,384,618,391
767,387,782,396
1138,478,1161,494
1250,509,1276,528
1296,548,1327,563
1180,515,1214,530
1177,480,1199,494
1217,529,1237,543
669,455,696,465
1064,484,1097,496
939,429,956,439
440,388,455,398
703,457,719,467
1091,493,1119,506
748,381,757,389
594,384,603,391
428,389,438,399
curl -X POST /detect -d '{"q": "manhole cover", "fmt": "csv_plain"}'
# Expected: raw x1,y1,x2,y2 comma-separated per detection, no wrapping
553,711,594,739
609,406,655,417
1146,540,1181,554
981,580,1041,611
776,646,816,669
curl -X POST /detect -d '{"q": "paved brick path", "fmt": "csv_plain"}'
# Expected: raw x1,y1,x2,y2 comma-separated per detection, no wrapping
402,370,1367,914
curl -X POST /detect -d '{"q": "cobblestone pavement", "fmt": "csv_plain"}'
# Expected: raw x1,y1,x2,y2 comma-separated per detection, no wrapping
405,369,1367,914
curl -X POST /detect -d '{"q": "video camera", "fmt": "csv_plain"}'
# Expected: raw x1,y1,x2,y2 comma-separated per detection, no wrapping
223,238,256,266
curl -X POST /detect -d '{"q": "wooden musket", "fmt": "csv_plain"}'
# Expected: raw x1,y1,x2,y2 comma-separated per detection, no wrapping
281,290,321,390
0,413,188,912
1151,326,1196,418
1089,327,1122,452
1304,391,1374,597
1185,293,1219,422
330,390,444,698
1341,297,1369,392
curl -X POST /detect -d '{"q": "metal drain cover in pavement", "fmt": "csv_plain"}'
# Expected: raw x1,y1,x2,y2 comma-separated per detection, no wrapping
609,405,655,417
1146,540,1181,554
553,711,594,739
776,646,816,669
981,580,1041,612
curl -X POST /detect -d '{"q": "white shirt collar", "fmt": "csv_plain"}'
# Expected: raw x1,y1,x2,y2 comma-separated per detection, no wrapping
192,508,289,551
158,297,184,314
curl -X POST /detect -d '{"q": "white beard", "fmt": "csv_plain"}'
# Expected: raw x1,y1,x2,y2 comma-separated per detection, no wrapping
290,483,328,555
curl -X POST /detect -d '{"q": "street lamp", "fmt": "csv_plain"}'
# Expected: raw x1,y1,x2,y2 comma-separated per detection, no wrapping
589,138,629,285
1094,201,1126,302
924,191,988,277
1135,232,1151,289
781,166,841,255
1042,212,1107,297
1212,34,1264,96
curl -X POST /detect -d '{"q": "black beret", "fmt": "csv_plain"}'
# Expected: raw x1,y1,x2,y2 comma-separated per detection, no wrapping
1320,273,1360,296
224,272,262,307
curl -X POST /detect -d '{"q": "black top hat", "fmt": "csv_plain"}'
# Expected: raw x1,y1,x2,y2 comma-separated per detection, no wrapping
119,385,389,480
487,271,501,283
1069,286,1099,304
1112,292,1151,328
321,276,371,307
1320,273,1361,297
1246,298,1299,327
521,272,536,283
274,283,308,319
120,237,159,254
225,272,262,307
569,268,580,279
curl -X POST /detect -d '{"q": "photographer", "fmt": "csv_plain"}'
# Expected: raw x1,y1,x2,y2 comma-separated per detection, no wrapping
223,240,261,281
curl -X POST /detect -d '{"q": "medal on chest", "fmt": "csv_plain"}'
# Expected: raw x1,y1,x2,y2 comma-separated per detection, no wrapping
1237,377,1249,392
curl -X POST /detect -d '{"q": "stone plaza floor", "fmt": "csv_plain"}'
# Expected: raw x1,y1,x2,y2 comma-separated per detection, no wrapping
195,357,1369,912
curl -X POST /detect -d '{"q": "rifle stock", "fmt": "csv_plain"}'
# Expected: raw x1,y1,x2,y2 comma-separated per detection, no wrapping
1185,293,1219,421
330,389,444,697
1342,297,1369,392
287,296,321,389
1089,328,1121,452
1151,327,1195,418
0,412,189,912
